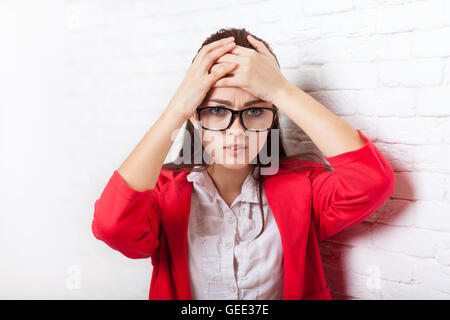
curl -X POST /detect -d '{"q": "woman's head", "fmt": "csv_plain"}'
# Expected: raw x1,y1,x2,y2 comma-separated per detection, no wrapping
188,86,278,170
186,27,283,171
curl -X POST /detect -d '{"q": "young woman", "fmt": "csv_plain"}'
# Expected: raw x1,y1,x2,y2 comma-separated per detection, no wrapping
91,28,395,300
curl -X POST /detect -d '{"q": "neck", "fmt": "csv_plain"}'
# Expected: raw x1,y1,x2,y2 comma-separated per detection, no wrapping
206,164,253,196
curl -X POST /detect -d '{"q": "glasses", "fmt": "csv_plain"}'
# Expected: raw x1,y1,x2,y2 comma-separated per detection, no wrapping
196,105,278,132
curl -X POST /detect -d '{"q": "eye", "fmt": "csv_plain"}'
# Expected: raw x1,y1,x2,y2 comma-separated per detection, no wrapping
209,107,225,115
247,108,263,116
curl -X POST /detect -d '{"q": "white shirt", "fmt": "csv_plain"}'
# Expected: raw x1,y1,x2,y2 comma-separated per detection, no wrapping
186,166,284,300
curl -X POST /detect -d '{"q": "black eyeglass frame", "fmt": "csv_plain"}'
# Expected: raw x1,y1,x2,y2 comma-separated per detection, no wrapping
196,105,278,132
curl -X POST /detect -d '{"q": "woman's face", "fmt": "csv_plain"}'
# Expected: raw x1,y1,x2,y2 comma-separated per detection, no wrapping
189,87,274,170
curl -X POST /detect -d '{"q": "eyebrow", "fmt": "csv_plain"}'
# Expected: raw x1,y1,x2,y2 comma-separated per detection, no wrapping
206,98,267,106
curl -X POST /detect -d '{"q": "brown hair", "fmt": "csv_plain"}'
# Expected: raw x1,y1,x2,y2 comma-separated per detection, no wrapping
162,27,332,239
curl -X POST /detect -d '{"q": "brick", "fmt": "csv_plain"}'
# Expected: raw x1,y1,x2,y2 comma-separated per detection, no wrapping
302,0,353,16
323,265,384,299
376,3,417,33
307,90,358,116
283,67,321,92
413,27,450,58
320,62,377,89
414,258,450,294
346,246,415,283
380,278,450,299
298,37,351,64
377,0,445,34
417,86,450,116
432,231,450,266
377,200,450,232
376,117,447,145
378,59,445,87
352,88,415,117
414,145,450,174
350,33,412,61
372,224,434,257
392,171,446,201
321,9,376,37
285,16,322,41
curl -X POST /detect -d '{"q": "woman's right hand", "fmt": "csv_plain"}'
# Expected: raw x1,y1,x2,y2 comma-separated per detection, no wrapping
167,36,238,120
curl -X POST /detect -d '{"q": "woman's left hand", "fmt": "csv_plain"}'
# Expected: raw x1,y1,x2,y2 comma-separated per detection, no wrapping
211,34,291,103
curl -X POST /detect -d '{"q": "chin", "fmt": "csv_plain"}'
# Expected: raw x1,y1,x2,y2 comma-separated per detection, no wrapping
207,148,259,169
219,162,250,170
211,154,258,170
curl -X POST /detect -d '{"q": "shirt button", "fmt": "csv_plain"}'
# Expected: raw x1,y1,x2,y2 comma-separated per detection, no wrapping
225,242,233,249
227,216,235,224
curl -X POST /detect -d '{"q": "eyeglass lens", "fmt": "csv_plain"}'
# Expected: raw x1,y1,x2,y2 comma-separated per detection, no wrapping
199,107,274,131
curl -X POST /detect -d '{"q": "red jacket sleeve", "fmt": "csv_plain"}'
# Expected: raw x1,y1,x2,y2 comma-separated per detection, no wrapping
91,169,172,259
308,129,396,242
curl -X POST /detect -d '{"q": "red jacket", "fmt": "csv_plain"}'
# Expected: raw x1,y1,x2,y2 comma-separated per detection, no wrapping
92,129,395,300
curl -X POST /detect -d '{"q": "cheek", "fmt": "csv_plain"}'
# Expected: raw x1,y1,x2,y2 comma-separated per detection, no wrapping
248,132,268,154
201,131,224,150
245,134,265,162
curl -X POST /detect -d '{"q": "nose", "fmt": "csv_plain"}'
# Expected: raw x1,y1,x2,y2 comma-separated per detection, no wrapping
226,113,245,135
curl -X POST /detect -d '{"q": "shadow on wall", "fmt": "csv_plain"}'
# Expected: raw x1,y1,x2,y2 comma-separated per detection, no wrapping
318,177,411,299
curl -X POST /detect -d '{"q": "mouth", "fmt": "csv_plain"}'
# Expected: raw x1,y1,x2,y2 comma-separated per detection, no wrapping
223,144,247,150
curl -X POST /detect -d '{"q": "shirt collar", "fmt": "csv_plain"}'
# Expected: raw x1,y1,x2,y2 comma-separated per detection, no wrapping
186,166,267,204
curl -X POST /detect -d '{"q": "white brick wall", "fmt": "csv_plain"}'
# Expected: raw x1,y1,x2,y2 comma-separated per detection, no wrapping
1,0,449,299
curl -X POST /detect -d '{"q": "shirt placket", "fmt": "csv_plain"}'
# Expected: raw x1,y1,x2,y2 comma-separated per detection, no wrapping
207,196,238,299
235,202,261,299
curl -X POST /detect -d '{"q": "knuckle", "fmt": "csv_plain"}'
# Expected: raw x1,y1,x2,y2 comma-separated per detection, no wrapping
204,51,214,61
202,40,224,54
199,80,210,91
201,44,212,52
211,66,222,75
195,51,205,61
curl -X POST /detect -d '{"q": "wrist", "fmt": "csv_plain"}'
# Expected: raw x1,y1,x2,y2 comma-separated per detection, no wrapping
165,100,191,121
161,105,190,128
272,79,300,107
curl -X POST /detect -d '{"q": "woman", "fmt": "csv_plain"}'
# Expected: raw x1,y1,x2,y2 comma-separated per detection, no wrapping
91,28,395,300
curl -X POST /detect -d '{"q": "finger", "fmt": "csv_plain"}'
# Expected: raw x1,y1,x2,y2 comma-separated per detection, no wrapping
194,37,234,63
207,62,237,85
198,41,236,73
211,75,240,88
201,36,235,54
247,34,272,57
215,53,242,64
228,45,256,56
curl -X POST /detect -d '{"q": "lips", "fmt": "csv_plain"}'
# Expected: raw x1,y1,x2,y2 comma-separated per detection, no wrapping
224,144,247,150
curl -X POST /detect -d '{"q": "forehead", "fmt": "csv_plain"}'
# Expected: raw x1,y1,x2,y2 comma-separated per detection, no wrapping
203,87,270,105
